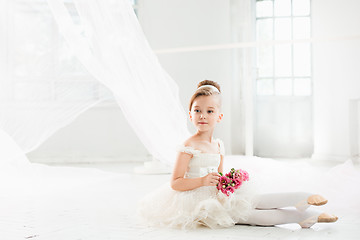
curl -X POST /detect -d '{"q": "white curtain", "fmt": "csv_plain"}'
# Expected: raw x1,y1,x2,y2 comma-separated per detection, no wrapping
0,0,108,156
0,0,190,167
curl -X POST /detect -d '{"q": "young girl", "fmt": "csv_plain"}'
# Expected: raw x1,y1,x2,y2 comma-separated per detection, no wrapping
138,80,338,229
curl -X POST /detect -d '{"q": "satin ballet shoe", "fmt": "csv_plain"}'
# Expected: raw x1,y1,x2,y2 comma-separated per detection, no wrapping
296,194,328,211
318,213,338,223
299,213,338,228
307,194,328,206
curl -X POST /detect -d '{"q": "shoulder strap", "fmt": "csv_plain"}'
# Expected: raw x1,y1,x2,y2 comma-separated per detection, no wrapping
176,145,202,156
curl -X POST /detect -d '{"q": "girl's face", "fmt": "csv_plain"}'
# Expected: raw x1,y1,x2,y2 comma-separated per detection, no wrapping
189,95,223,132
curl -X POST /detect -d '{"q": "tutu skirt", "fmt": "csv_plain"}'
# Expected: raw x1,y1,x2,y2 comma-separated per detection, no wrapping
137,181,258,229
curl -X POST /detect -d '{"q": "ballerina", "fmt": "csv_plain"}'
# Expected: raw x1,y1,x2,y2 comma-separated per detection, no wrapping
138,80,338,229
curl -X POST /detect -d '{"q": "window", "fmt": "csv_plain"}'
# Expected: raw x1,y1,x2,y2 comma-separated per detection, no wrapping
255,0,312,96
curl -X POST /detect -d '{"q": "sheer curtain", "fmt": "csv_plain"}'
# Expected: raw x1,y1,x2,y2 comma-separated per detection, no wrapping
47,0,190,165
0,0,108,163
0,0,190,168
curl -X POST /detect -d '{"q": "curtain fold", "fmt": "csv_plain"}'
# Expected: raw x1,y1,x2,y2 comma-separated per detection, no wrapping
47,0,190,165
0,0,110,162
0,0,190,167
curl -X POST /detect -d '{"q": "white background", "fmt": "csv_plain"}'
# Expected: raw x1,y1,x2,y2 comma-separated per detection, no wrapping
27,0,360,163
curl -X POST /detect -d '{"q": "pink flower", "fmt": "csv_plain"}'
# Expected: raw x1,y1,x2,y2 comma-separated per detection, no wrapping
233,169,249,182
226,186,235,194
233,178,242,189
219,176,230,185
233,172,242,180
239,169,249,181
217,168,249,196
217,176,230,191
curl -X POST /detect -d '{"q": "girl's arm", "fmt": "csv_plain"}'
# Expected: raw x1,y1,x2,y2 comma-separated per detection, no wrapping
170,152,220,191
218,155,224,173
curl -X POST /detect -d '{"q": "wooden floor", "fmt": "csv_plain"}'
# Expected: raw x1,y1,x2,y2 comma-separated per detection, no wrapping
1,158,359,240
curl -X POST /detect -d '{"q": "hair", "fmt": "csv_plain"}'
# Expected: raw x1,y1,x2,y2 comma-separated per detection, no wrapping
188,80,221,111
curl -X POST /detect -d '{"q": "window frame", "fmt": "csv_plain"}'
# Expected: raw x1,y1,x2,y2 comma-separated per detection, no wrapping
255,0,313,97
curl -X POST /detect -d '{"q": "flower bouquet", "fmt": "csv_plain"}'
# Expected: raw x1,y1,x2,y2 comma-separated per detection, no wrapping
217,168,249,196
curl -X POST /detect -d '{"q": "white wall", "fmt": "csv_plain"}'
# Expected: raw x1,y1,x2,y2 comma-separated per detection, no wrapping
28,0,233,163
358,102,360,158
28,0,360,163
27,102,151,163
349,99,360,159
138,0,233,149
312,0,360,161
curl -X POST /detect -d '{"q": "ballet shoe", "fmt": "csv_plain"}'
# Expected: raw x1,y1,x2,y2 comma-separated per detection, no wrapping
318,213,338,223
307,194,328,206
299,213,338,228
296,194,328,211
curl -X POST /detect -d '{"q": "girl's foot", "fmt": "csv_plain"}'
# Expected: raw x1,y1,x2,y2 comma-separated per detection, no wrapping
299,212,338,228
318,213,338,223
296,194,327,211
307,194,328,206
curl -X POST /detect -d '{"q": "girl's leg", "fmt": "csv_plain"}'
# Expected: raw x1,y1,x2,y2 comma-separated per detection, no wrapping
254,192,325,210
237,208,322,228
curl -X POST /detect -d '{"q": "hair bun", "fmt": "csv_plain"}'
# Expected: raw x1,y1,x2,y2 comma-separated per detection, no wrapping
197,80,221,93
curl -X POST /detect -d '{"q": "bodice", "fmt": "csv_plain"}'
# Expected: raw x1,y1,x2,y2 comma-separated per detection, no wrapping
176,138,225,179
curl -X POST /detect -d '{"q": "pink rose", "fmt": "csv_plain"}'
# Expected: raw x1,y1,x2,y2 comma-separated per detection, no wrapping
233,178,242,189
234,169,249,181
233,172,241,179
239,169,249,181
217,176,230,191
225,186,235,195
219,175,230,185
217,168,250,196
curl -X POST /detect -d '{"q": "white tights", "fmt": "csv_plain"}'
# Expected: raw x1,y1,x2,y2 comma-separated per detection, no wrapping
237,192,321,227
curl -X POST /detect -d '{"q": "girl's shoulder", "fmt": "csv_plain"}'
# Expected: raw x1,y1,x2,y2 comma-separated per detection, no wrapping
176,137,225,156
176,138,202,156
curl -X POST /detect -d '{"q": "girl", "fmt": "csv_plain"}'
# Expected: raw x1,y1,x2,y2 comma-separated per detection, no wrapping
138,80,338,229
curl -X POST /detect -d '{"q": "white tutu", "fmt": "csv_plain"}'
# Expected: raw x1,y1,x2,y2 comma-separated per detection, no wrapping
137,181,258,229
137,139,259,229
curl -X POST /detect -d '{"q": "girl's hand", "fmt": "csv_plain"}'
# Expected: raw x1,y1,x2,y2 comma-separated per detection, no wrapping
202,172,220,186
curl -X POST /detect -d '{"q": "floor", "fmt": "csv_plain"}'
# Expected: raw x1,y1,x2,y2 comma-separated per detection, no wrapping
1,157,360,240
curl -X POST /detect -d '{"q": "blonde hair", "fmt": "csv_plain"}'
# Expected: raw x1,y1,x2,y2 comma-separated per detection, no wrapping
189,80,221,111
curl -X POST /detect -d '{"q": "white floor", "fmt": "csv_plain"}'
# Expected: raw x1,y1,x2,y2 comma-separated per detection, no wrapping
2,157,360,240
